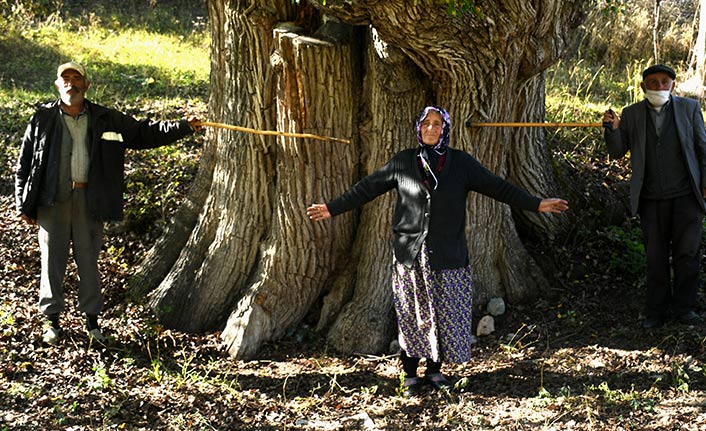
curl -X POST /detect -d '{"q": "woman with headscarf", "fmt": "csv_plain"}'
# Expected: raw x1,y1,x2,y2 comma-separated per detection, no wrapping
307,106,568,396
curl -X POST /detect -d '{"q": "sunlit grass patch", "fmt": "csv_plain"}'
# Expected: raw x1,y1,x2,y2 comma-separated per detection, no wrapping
2,25,209,108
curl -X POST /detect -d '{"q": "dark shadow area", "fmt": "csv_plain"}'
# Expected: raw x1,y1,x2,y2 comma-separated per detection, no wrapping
62,0,208,37
0,36,64,93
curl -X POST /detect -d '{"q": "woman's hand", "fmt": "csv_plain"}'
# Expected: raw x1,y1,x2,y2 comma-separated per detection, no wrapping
306,203,331,222
538,198,569,213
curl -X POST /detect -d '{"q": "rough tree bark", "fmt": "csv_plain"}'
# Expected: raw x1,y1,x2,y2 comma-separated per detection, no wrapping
132,0,583,359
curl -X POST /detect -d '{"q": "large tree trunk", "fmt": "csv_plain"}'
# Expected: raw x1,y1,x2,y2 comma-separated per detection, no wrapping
323,28,428,354
133,0,583,359
143,1,298,331
221,22,360,358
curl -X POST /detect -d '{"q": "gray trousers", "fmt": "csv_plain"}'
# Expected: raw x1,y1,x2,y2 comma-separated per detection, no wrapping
37,190,104,316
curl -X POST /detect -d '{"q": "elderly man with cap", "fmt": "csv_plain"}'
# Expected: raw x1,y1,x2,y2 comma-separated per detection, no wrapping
15,61,202,345
603,64,706,329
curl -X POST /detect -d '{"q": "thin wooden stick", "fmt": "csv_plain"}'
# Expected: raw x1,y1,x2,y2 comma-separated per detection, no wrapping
196,121,350,144
467,121,604,128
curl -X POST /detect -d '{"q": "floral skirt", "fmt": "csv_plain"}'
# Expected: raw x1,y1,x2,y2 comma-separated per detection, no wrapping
391,241,474,363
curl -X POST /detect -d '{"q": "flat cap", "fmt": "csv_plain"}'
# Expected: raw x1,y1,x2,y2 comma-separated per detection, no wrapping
642,64,676,80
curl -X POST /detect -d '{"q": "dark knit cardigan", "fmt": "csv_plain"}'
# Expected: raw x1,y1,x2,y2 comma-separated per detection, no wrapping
327,147,542,270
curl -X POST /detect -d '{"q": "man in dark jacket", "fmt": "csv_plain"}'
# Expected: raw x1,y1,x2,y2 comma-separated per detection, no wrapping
15,61,201,345
603,64,706,329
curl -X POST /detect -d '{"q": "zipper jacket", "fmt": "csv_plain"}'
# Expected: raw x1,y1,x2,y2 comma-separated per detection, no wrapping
16,99,193,221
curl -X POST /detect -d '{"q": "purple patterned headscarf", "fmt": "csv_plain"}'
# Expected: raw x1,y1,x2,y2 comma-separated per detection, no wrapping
416,105,451,154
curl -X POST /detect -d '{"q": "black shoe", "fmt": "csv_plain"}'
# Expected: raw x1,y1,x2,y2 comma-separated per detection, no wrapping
86,314,100,331
677,311,703,325
642,316,664,329
425,373,453,391
402,377,424,397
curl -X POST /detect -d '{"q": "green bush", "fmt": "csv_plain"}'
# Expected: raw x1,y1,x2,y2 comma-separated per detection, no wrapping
0,0,64,32
602,225,646,277
573,0,696,68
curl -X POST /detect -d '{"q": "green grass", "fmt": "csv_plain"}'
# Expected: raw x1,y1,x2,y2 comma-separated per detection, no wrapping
0,15,209,110
544,58,650,148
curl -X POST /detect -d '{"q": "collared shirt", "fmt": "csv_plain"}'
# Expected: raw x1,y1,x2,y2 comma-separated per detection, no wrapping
646,97,671,137
16,99,194,221
60,106,90,183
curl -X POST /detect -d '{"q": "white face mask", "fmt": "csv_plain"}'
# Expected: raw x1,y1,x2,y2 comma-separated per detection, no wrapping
644,89,671,107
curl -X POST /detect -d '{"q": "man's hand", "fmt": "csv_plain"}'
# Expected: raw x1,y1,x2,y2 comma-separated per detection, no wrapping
602,109,620,131
187,116,203,132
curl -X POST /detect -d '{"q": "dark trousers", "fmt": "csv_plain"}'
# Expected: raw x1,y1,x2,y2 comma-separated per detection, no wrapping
638,194,702,318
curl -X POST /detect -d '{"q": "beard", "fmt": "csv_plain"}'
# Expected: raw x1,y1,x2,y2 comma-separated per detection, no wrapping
60,87,85,106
